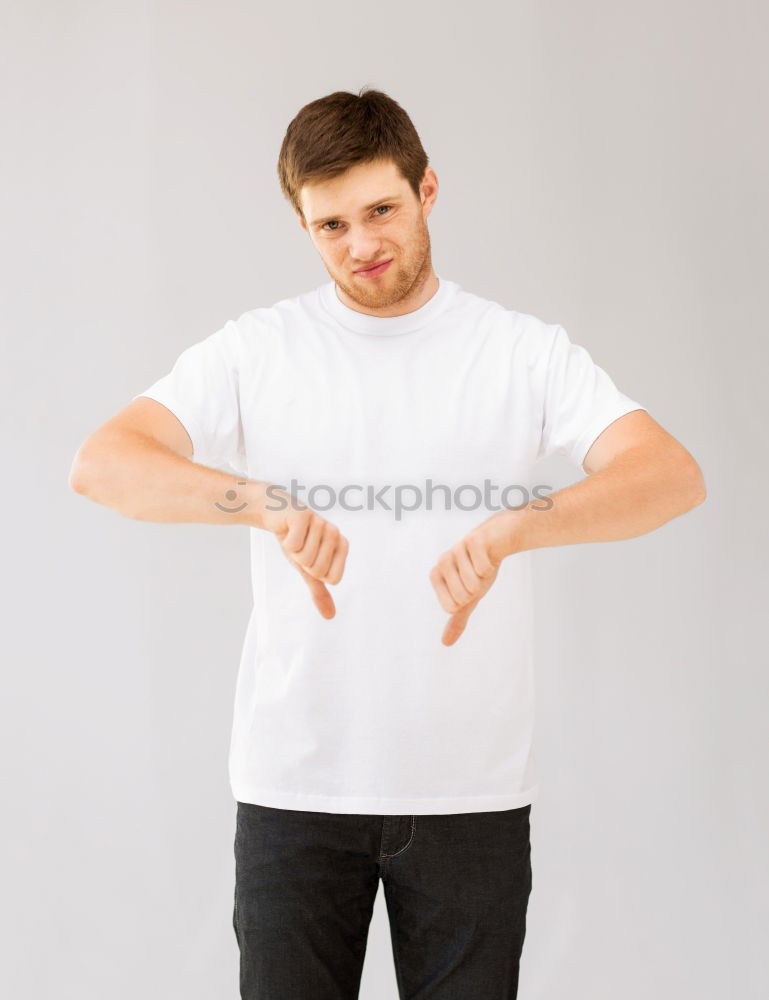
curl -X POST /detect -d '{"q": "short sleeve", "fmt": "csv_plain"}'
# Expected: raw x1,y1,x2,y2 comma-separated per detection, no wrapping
131,319,246,474
536,323,647,468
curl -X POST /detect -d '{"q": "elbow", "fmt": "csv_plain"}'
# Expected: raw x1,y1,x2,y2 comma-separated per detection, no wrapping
68,439,108,499
692,485,707,508
68,447,93,496
684,460,707,509
67,434,143,521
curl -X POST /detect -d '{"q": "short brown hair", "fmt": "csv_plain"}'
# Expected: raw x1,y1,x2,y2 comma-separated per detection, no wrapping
277,86,430,220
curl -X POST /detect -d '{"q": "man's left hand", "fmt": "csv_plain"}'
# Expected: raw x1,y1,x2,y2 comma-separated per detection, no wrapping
429,509,521,646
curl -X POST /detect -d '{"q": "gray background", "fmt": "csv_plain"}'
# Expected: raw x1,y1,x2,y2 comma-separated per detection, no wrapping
2,1,766,997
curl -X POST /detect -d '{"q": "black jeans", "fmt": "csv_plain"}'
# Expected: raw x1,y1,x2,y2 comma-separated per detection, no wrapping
232,800,533,999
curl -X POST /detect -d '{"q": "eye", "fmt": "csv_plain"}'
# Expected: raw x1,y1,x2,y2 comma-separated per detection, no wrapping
320,205,392,232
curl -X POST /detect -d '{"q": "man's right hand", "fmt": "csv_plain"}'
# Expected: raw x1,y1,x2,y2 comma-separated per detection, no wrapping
258,485,349,619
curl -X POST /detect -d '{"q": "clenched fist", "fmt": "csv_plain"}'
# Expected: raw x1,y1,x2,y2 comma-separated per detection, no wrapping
260,486,349,619
429,510,517,646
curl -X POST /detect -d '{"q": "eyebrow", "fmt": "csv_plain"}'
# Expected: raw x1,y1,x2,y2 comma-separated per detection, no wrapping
309,195,401,228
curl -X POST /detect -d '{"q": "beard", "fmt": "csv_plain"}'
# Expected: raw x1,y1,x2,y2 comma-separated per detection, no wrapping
330,220,433,312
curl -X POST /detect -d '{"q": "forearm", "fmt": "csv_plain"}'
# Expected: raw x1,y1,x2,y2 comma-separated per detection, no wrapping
491,445,706,559
69,428,275,528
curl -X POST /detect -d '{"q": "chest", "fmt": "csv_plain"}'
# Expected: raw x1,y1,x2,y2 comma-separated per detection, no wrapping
238,325,540,489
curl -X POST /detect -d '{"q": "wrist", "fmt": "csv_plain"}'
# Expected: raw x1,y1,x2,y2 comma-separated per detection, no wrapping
244,481,309,533
237,480,282,531
477,506,530,564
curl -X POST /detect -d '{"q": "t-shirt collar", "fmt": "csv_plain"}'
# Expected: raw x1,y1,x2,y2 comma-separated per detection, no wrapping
318,274,456,336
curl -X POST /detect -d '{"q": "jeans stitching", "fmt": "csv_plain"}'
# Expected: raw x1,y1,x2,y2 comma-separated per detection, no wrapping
379,815,416,859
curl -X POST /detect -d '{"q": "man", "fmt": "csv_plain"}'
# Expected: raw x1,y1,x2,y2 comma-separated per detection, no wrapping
69,87,706,999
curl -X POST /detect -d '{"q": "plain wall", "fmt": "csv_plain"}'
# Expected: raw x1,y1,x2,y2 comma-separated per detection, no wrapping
2,1,767,997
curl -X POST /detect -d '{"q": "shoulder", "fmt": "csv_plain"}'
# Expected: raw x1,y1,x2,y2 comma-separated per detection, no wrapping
220,287,315,362
233,284,326,337
451,282,561,362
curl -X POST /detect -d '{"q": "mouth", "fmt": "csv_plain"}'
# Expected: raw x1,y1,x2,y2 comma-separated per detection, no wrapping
353,258,392,278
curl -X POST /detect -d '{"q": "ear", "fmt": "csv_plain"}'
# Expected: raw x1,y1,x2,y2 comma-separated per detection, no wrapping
420,167,439,217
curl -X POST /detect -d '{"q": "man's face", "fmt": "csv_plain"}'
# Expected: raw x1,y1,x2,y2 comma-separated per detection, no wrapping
298,158,438,310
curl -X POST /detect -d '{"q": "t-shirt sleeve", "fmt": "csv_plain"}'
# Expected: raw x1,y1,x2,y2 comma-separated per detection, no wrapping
131,319,246,474
535,323,648,468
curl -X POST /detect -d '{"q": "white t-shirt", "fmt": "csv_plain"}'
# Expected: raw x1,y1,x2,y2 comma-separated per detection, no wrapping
133,276,646,815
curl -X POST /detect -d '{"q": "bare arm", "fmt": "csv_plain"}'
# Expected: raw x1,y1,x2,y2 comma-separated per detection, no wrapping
69,423,271,527
486,409,706,559
68,397,349,616
68,397,272,526
429,410,707,645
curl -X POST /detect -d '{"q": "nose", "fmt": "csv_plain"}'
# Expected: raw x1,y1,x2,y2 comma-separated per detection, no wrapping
346,229,385,267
